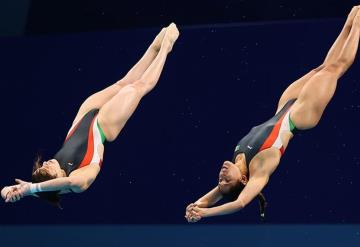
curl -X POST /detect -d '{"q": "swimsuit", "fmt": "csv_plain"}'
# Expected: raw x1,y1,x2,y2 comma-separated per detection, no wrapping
54,109,106,176
232,99,297,165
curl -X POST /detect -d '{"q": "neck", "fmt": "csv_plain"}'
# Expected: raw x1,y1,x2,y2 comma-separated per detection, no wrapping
60,169,67,177
234,153,248,177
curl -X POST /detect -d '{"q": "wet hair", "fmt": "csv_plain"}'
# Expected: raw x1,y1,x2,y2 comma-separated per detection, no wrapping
31,155,62,209
220,182,267,222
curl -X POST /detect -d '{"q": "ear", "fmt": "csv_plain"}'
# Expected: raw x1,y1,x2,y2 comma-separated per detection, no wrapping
240,175,248,185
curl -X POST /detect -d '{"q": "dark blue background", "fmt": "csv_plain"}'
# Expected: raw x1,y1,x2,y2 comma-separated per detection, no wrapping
1,19,360,224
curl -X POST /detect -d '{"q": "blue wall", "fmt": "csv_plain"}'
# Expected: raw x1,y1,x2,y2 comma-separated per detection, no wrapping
0,19,360,224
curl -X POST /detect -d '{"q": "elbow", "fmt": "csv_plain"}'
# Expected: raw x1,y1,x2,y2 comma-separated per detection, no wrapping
234,199,246,211
68,177,88,193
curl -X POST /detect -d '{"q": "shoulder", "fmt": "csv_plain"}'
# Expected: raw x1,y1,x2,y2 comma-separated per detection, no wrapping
68,164,101,193
69,163,101,177
249,148,281,177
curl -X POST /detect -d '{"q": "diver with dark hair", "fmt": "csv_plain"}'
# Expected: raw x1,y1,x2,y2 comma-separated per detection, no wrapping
185,6,360,222
1,23,179,206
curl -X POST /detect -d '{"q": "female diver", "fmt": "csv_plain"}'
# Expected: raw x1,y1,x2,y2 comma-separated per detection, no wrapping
1,23,179,206
185,7,360,222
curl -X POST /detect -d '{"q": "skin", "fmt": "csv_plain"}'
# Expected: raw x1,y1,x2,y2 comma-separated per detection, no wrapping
2,23,180,203
186,6,360,222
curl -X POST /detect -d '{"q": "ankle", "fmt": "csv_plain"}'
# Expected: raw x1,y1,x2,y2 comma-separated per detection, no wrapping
161,39,172,53
149,43,160,53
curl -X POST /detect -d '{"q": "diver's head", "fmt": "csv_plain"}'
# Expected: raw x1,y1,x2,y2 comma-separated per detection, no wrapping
218,160,247,198
31,157,65,208
32,159,66,182
218,160,267,221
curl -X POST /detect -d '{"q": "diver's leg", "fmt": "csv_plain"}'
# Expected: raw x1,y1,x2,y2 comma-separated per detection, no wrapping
276,6,359,112
71,28,167,124
97,24,179,141
290,12,360,129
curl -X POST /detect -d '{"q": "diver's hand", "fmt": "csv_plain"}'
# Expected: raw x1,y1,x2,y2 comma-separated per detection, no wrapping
14,179,32,196
5,179,32,203
191,206,209,221
185,203,197,222
2,185,21,203
185,204,209,223
1,186,11,200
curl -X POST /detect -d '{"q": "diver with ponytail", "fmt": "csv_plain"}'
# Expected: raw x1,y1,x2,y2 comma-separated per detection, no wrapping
185,6,360,222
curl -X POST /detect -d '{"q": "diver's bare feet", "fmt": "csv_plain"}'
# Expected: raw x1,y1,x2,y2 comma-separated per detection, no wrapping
162,23,179,53
354,10,360,28
151,28,167,52
346,6,360,27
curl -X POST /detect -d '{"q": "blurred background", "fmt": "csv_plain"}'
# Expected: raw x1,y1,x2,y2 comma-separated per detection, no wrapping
0,0,360,245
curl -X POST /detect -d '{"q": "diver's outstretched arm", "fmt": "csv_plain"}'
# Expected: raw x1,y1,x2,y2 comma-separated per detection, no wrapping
185,187,223,221
194,186,223,207
2,168,99,203
187,175,269,222
2,178,73,203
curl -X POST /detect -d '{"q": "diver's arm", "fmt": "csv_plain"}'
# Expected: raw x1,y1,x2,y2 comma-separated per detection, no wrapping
185,187,223,222
2,177,73,203
4,177,78,202
3,166,99,203
194,186,223,207
31,166,99,194
191,175,269,218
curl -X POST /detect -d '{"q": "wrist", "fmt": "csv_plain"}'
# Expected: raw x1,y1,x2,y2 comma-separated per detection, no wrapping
203,207,215,218
195,200,208,208
29,183,42,194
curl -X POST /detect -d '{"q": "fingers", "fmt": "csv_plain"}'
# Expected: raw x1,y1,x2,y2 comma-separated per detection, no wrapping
4,186,24,203
14,193,21,202
15,179,26,184
186,203,193,211
10,195,18,203
1,187,10,200
191,206,202,217
5,192,15,203
192,206,201,213
7,191,22,203
185,213,201,223
185,203,203,223
186,203,197,211
5,192,11,203
4,188,16,202
185,203,197,216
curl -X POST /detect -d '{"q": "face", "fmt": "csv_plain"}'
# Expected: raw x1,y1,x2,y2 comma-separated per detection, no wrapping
218,161,242,193
36,159,63,178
